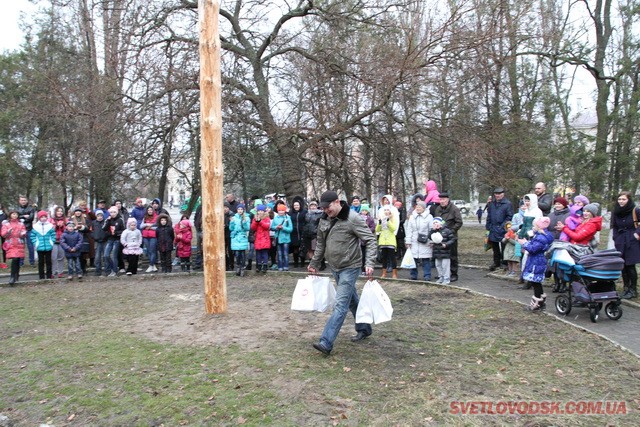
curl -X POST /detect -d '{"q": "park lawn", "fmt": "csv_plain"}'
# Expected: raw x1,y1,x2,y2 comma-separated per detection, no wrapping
0,271,638,426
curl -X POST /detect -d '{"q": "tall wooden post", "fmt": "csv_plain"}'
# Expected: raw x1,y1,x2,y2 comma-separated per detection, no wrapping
199,0,227,314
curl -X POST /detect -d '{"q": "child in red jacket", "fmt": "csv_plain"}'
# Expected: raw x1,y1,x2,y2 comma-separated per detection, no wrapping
250,204,271,273
174,219,193,272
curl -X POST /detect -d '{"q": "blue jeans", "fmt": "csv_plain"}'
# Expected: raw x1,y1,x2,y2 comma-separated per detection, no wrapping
277,243,289,270
67,257,81,276
143,237,157,266
319,267,372,351
94,241,105,275
410,258,431,281
26,230,35,264
104,240,120,274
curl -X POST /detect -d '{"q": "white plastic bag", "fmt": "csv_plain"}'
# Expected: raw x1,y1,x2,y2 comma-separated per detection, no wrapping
400,248,416,269
291,275,336,312
356,279,393,324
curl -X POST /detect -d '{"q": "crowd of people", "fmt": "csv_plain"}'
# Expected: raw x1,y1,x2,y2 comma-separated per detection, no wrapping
485,183,639,312
0,196,183,285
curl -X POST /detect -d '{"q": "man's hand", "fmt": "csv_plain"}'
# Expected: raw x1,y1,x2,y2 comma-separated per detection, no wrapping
365,266,374,276
307,265,317,274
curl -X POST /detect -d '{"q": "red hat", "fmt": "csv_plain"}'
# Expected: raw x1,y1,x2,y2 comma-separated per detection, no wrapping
277,204,287,213
37,210,48,218
553,197,568,208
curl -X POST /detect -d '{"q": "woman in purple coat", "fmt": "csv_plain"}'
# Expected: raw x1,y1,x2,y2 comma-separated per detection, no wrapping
611,191,640,299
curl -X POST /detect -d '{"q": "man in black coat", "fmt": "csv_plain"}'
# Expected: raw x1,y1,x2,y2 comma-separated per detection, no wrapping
433,192,463,282
485,187,514,271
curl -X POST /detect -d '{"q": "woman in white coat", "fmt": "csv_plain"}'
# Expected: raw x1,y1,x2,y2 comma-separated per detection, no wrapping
404,201,433,281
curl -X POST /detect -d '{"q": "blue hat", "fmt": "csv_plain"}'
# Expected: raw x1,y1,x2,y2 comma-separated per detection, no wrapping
237,203,245,210
256,204,266,211
95,210,105,217
432,217,444,226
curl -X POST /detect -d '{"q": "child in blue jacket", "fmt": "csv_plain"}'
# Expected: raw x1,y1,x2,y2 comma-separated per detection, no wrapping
270,203,293,271
60,221,84,281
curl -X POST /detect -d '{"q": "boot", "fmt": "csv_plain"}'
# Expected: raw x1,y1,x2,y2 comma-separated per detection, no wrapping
381,269,387,278
262,264,268,274
246,259,252,271
240,267,245,277
527,294,546,311
392,269,398,279
8,273,16,286
236,265,241,276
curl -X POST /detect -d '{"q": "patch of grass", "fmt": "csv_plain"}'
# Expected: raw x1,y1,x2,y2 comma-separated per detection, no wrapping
1,276,638,426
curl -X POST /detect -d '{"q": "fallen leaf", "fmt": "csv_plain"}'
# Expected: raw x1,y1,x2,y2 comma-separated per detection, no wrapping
552,387,560,392
343,367,351,372
476,360,483,365
555,369,564,377
499,367,507,371
519,378,529,384
67,414,76,421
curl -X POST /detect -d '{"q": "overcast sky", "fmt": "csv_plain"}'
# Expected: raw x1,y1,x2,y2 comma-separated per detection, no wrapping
0,0,34,52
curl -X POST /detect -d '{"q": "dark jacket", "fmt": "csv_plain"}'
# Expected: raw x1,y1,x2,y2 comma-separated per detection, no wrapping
433,202,463,234
91,218,107,243
547,207,570,240
429,226,457,259
289,196,307,247
17,203,35,231
486,198,514,242
156,214,175,253
60,230,83,258
537,193,553,216
612,206,640,265
103,216,125,241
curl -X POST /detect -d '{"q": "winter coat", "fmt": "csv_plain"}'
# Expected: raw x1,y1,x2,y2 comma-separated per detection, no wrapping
376,195,400,235
103,216,125,241
60,230,83,258
1,219,27,259
424,180,440,205
404,211,433,259
429,226,457,259
120,228,144,255
562,217,603,246
251,216,272,250
486,198,513,242
433,202,463,234
156,215,174,251
140,213,158,238
521,230,554,283
17,204,35,231
174,221,193,258
375,216,397,249
31,221,55,252
501,229,520,262
152,198,170,216
304,208,323,239
130,205,146,228
547,207,570,240
92,219,107,243
560,205,583,242
611,206,640,265
271,214,293,244
537,192,553,216
289,206,307,247
230,212,251,251
51,214,67,243
310,201,377,271
71,215,91,253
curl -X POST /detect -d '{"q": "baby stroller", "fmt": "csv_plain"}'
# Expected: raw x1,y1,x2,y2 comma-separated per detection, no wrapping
549,248,624,323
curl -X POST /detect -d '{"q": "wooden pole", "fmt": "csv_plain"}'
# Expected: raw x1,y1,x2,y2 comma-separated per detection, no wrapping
199,0,227,314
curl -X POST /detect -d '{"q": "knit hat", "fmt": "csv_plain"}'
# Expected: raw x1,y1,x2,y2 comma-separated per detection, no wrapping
583,203,599,216
127,218,137,226
415,201,426,209
180,219,191,228
554,197,569,208
573,194,590,206
37,210,48,219
95,210,105,217
534,217,551,230
360,203,370,212
237,203,245,210
432,217,444,226
74,207,83,213
277,204,287,213
66,221,75,227
394,201,403,208
308,200,318,207
256,204,266,212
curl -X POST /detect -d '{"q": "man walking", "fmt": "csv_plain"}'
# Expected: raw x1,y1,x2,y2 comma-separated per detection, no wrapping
308,190,377,355
433,192,463,282
485,187,514,271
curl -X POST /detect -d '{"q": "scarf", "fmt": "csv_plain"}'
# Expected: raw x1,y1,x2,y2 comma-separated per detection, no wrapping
613,200,635,218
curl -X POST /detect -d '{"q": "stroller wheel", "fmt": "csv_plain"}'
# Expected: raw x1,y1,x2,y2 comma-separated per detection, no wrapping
555,294,572,315
589,306,599,323
605,302,623,320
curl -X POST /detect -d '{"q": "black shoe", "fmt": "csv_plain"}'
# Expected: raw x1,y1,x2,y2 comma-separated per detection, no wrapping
246,260,252,271
351,331,371,342
313,343,331,355
450,275,458,282
489,265,497,271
